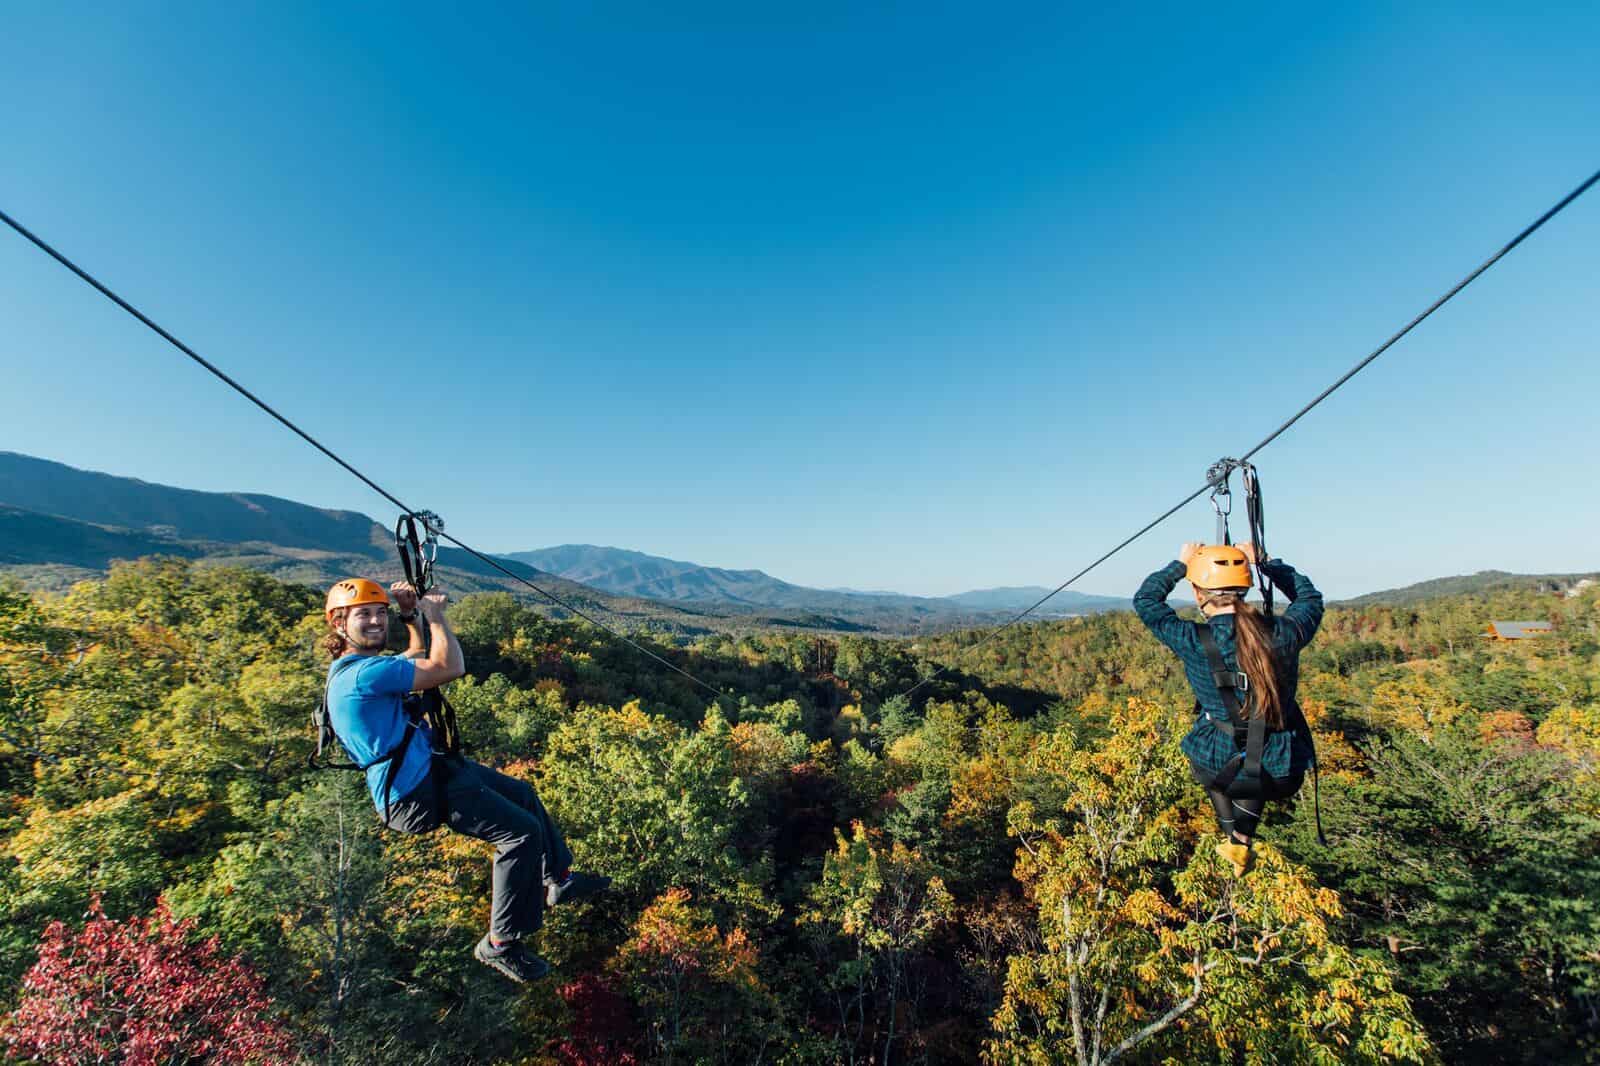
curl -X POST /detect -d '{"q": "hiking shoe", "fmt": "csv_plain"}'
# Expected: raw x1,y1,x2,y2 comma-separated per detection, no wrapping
474,935,550,984
546,870,611,909
1216,840,1254,877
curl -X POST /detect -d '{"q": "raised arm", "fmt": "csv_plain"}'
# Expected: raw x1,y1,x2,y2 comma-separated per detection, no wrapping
1134,555,1193,653
1258,558,1323,648
390,581,428,659
410,591,465,690
400,614,427,658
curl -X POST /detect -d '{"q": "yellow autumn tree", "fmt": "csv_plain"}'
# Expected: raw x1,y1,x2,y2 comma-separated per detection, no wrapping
986,698,1432,1065
1537,703,1600,793
1364,673,1470,738
799,822,954,1065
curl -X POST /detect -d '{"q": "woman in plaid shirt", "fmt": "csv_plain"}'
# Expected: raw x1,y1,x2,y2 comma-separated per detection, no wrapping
1134,542,1324,875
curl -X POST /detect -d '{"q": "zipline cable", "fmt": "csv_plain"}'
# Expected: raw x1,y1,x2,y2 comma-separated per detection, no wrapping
898,165,1600,702
0,207,732,703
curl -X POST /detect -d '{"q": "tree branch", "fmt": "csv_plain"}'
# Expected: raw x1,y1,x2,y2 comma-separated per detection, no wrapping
1101,951,1209,1066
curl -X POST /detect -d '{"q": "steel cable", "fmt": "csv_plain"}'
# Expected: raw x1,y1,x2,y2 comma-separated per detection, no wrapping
897,166,1600,701
0,207,733,702
6,166,1595,706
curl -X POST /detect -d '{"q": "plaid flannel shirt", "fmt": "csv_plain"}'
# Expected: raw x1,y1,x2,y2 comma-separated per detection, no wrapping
1134,558,1324,778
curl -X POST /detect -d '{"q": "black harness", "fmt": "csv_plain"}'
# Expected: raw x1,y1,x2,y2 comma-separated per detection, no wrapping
310,676,461,828
1195,623,1273,798
1195,620,1326,843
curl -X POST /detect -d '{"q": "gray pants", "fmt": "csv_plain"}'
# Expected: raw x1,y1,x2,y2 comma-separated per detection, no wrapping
385,758,573,941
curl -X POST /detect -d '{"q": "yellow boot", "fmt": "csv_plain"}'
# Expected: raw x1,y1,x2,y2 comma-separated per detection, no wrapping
1216,840,1254,877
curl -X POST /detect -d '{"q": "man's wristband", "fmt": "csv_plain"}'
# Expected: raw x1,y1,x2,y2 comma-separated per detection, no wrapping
398,611,418,623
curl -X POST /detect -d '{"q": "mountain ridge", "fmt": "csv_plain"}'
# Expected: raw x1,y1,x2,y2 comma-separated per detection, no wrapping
0,451,384,555
4,451,1587,624
508,544,1129,616
0,453,1027,634
1339,569,1599,606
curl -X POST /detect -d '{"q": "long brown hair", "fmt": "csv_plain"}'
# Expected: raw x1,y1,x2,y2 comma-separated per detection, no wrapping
322,607,350,660
1200,591,1285,728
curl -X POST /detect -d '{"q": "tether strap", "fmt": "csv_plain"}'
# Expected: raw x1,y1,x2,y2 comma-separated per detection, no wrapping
411,688,462,757
396,514,429,595
1196,624,1266,785
1241,465,1273,616
1285,697,1329,846
1312,758,1327,846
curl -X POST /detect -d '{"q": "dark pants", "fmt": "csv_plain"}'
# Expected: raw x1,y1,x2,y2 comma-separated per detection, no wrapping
1189,760,1303,842
386,758,574,942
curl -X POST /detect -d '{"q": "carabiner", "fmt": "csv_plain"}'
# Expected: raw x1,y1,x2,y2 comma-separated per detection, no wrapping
1206,458,1237,545
395,510,444,596
413,510,444,573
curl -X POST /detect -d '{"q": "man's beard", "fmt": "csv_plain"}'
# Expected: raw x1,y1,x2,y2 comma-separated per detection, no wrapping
346,631,387,653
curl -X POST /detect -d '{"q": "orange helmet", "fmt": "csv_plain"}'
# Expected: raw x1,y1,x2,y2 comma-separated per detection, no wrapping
325,578,388,621
1187,545,1253,591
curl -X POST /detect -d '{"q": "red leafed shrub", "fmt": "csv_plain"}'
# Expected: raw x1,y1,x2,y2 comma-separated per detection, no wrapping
550,973,640,1066
2,895,298,1065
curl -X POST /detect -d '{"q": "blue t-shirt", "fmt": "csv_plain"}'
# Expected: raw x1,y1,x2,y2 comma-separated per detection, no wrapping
325,654,432,813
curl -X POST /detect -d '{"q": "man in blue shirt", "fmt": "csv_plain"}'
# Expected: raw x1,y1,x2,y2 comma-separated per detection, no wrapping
323,577,609,984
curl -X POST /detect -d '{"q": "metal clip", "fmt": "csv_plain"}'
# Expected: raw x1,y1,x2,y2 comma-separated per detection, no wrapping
1206,460,1236,544
412,510,444,569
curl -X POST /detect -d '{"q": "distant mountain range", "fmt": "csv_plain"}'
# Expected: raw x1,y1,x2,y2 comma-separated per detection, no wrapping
4,451,1587,631
0,452,1118,635
507,545,1127,617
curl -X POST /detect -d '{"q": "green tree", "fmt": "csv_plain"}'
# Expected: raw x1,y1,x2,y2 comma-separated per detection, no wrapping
538,702,773,920
800,823,953,1065
1,789,169,991
1282,720,1600,1062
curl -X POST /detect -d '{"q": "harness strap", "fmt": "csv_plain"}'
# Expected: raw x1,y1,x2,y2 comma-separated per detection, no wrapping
1196,624,1248,728
1196,623,1268,792
1242,691,1266,783
311,683,453,827
396,688,462,829
371,720,417,827
308,693,361,770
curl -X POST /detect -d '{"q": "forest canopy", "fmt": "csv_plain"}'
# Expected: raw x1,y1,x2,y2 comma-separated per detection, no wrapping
1,557,1596,1064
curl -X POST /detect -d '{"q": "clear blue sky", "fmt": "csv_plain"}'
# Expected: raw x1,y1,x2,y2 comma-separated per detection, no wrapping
2,4,1596,599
